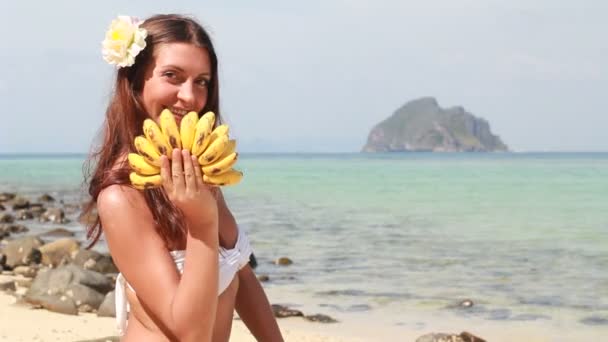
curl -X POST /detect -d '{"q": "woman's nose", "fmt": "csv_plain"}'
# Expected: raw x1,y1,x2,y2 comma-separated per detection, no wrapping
177,81,195,106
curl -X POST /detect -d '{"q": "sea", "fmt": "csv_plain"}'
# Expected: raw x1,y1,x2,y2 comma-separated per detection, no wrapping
1,152,607,340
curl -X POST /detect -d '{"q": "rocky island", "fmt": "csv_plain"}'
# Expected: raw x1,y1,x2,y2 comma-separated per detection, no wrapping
361,97,509,152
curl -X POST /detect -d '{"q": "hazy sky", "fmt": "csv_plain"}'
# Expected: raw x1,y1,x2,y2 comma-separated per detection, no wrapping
1,0,606,153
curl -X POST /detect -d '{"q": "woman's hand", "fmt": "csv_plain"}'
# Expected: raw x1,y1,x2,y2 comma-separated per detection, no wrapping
160,149,218,225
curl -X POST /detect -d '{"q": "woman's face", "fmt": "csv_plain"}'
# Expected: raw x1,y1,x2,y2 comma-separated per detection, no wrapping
140,42,212,125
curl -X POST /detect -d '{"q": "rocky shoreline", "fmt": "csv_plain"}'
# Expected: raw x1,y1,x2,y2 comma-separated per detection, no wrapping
0,191,488,341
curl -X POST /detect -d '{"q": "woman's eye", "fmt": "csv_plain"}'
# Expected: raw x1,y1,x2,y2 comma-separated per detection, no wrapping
197,78,210,87
163,71,178,79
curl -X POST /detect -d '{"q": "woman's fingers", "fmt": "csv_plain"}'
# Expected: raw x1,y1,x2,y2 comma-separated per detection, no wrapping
193,155,205,190
159,155,173,193
182,150,198,192
171,148,185,193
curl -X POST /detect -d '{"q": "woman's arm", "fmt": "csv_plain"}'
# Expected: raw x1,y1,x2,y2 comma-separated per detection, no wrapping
101,152,220,341
216,190,284,341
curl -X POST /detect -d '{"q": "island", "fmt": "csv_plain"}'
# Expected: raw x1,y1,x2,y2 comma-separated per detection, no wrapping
361,97,509,152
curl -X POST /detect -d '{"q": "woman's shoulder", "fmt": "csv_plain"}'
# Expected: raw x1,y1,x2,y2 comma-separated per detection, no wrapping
97,184,149,224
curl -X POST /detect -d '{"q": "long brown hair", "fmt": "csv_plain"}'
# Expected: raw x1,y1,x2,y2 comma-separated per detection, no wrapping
82,14,222,248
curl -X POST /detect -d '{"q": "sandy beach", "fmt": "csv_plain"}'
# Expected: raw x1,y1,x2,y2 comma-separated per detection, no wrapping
0,291,374,342
3,290,608,342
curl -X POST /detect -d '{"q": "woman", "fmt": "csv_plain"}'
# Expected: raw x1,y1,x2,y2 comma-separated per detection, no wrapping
82,14,283,341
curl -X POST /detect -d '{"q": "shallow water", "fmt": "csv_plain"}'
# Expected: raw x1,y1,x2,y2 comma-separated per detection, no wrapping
1,152,607,335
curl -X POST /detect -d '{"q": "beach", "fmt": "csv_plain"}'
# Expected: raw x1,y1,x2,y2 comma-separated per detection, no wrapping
1,153,608,341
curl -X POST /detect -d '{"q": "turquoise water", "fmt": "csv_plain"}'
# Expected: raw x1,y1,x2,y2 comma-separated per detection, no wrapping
1,153,607,328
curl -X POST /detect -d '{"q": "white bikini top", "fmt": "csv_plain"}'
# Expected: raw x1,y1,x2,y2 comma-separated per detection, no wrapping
114,226,253,335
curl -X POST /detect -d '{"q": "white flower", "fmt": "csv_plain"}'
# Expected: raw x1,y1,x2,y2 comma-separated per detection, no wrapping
102,16,147,68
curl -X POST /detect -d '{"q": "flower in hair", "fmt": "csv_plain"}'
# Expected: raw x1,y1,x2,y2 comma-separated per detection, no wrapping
101,16,147,68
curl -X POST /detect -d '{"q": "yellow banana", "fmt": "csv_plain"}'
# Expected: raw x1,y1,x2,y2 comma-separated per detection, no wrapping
143,119,171,157
134,136,161,166
130,172,162,190
203,169,243,186
198,134,229,165
202,152,238,176
191,111,215,156
180,111,199,151
159,109,182,153
128,153,160,175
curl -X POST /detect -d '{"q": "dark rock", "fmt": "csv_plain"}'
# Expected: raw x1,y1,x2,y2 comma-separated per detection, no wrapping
11,197,30,210
97,291,116,317
15,209,34,220
0,223,29,234
0,193,16,202
28,205,45,218
0,236,44,269
38,228,75,238
580,316,608,326
304,314,338,323
271,304,304,318
40,208,67,224
275,257,293,266
26,293,78,315
0,213,15,224
72,250,118,274
460,331,487,342
257,274,270,282
362,97,508,153
38,194,56,202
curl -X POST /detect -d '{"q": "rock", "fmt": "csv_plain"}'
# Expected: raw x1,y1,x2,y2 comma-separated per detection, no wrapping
275,257,293,266
79,208,98,226
13,266,38,278
38,194,56,202
78,303,95,313
24,264,114,315
458,299,474,308
362,97,509,153
72,249,118,274
415,332,486,342
26,264,114,298
15,209,34,220
38,228,75,238
271,304,304,318
0,224,29,234
304,314,338,323
14,276,33,288
26,293,78,315
65,283,105,309
28,205,45,218
39,238,81,267
40,208,67,224
0,204,4,211
0,213,15,224
257,274,270,282
0,278,16,292
97,291,116,317
0,193,16,202
0,236,43,269
74,337,119,342
416,333,465,342
11,197,31,210
460,331,487,342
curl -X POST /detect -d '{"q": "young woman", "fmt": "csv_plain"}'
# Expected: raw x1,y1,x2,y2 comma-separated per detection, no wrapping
82,14,283,341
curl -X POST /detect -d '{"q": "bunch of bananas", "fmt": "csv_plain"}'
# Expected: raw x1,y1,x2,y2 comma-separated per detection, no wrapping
129,109,243,190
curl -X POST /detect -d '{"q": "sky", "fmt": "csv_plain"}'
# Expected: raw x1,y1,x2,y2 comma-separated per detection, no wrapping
0,0,606,153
